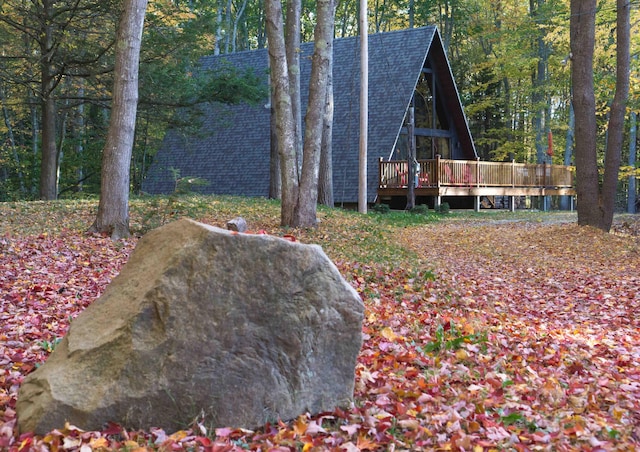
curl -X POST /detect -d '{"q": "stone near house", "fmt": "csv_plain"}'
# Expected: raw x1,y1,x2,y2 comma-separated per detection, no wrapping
226,216,248,232
16,219,364,435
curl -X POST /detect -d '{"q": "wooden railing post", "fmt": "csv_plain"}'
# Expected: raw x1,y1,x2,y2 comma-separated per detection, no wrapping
512,160,515,188
435,154,441,187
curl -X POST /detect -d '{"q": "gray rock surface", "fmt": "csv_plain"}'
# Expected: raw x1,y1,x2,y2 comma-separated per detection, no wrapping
226,217,248,232
16,219,363,434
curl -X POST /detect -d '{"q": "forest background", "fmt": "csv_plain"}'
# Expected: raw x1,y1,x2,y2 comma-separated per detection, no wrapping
0,0,639,207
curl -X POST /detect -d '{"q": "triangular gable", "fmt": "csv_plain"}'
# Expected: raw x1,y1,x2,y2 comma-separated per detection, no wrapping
143,26,475,203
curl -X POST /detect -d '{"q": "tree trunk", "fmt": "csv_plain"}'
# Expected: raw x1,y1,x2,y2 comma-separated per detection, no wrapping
269,83,281,199
231,0,248,53
560,102,574,210
570,0,600,227
88,0,148,239
75,83,86,192
406,106,415,210
39,0,58,200
531,0,549,167
40,90,58,200
285,0,303,176
0,83,26,194
296,0,336,226
214,0,223,55
318,52,334,207
224,0,232,53
265,0,299,226
408,0,414,28
358,0,368,213
570,0,629,231
600,0,630,231
628,112,637,214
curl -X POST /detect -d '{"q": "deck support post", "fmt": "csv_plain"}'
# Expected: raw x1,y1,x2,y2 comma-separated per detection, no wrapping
510,196,516,212
435,195,441,210
474,196,480,212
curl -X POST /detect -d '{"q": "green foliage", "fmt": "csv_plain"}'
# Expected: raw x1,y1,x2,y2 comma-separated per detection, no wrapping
499,411,539,432
37,338,62,353
199,64,268,105
371,203,391,214
1,0,637,210
408,204,429,215
423,321,488,354
434,202,450,214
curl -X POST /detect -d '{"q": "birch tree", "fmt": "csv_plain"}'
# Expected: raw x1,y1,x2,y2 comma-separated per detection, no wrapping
285,0,303,173
88,0,148,239
265,0,336,227
265,0,299,225
296,0,336,223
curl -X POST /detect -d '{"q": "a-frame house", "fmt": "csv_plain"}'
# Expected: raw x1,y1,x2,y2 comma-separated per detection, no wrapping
142,26,478,204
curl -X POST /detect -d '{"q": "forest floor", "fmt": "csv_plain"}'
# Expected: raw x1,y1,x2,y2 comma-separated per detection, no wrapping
1,197,639,451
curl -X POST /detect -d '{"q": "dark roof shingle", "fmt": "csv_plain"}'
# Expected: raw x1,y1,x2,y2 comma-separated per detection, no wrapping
143,26,475,203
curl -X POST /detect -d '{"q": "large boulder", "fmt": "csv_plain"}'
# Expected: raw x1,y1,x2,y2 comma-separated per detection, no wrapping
17,219,364,434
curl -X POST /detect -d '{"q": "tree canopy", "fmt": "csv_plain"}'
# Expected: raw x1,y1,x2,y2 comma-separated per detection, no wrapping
0,0,637,210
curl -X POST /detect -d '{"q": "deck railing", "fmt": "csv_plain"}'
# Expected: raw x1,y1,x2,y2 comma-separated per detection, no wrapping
379,156,574,189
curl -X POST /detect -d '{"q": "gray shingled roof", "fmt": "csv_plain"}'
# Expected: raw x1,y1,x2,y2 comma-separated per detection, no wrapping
142,26,475,203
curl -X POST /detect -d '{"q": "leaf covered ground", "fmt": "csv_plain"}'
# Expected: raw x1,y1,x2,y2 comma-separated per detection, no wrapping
1,197,639,451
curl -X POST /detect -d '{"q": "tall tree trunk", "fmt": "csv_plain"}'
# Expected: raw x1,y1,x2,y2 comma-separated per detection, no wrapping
265,0,299,226
40,90,58,199
531,0,548,166
75,83,86,192
408,0,414,28
30,91,39,196
406,106,415,210
318,52,334,207
628,112,637,214
88,0,148,239
285,0,302,176
570,0,599,226
224,0,232,53
600,0,630,231
214,0,223,55
570,0,630,231
560,102,574,210
358,0,368,213
0,83,26,194
269,67,281,199
296,0,335,226
39,0,58,200
231,0,248,53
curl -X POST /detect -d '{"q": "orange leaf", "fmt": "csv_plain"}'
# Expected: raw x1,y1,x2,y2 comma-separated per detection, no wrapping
293,415,308,436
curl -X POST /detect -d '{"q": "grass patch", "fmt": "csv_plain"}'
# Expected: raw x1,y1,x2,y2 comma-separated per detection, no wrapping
0,196,426,267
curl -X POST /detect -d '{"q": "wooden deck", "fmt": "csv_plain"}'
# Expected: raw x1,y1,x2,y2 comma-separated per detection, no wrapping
378,156,575,207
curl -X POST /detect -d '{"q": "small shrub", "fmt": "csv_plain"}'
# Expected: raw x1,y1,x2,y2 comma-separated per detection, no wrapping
434,202,450,214
371,203,391,214
409,204,429,215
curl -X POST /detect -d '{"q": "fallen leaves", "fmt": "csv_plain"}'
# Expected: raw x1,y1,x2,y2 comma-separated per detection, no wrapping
1,200,640,450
